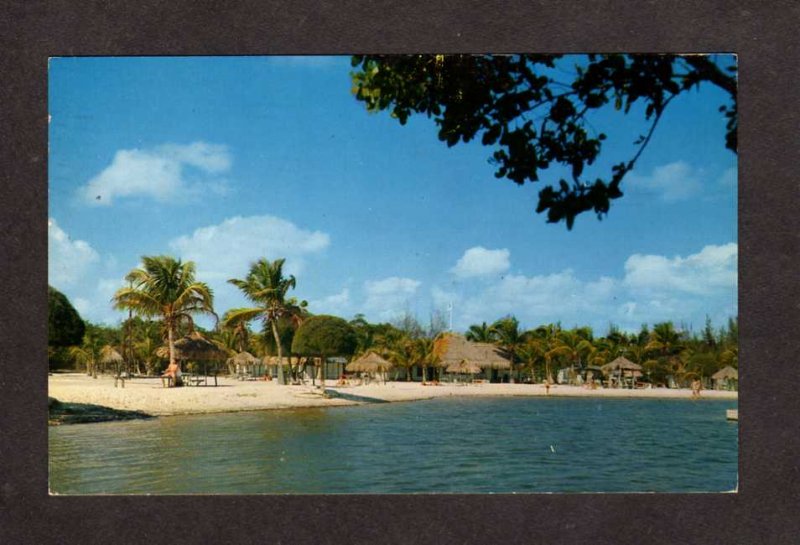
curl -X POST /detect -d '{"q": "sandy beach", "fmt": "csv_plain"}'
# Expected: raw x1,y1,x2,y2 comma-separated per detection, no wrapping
48,373,738,419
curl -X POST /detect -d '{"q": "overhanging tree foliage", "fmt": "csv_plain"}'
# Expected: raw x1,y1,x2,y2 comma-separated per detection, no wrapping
351,54,737,228
292,315,357,392
48,286,85,347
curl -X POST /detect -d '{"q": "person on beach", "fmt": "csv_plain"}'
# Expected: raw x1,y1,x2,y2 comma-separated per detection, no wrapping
162,361,182,387
691,378,702,398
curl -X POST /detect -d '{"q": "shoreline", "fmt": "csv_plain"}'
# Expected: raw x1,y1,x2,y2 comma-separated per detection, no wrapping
49,373,738,424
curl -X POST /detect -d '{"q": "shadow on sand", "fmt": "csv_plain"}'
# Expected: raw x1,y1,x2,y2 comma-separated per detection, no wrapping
325,389,390,404
48,397,153,425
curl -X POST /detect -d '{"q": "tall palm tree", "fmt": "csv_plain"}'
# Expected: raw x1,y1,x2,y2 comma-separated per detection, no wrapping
465,322,493,342
414,337,440,383
645,322,684,357
531,323,561,383
490,316,526,382
386,335,418,381
517,337,547,382
548,330,595,369
113,255,216,372
223,258,306,385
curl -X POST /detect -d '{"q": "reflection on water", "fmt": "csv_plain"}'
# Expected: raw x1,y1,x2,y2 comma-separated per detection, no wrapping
49,397,738,494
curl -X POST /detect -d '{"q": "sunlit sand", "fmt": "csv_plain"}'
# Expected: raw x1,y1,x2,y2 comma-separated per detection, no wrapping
49,373,737,418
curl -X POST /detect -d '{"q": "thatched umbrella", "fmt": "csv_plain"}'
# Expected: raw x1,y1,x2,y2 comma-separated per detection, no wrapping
263,355,293,381
347,352,393,383
712,366,738,380
228,351,258,378
712,365,738,390
602,357,643,388
99,345,124,376
173,331,227,385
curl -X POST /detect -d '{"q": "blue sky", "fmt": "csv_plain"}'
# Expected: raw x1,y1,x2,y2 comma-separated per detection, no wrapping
48,55,737,335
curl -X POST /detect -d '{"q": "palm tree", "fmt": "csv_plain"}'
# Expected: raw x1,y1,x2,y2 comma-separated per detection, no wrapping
67,326,103,377
517,337,547,382
223,258,306,385
465,322,493,342
549,330,594,367
414,337,440,383
490,316,527,382
530,323,561,384
113,255,216,372
645,322,684,357
386,335,418,381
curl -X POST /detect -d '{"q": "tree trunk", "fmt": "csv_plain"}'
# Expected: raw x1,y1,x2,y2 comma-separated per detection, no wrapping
168,326,175,368
318,356,325,395
271,321,286,385
168,324,181,386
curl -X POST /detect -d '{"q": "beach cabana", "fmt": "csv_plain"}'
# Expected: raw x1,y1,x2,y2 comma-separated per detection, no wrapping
601,357,643,388
228,351,259,380
347,352,394,383
434,333,511,383
711,366,738,391
99,346,126,384
99,346,123,371
264,355,293,381
173,331,227,386
444,360,482,383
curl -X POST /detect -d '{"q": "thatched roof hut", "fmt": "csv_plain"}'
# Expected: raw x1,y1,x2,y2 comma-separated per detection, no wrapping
433,334,511,370
172,331,227,361
229,351,258,365
712,366,738,381
601,356,642,374
346,352,393,373
445,360,482,374
99,346,124,364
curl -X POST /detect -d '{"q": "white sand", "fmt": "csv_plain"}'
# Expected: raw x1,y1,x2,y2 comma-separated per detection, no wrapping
48,373,737,418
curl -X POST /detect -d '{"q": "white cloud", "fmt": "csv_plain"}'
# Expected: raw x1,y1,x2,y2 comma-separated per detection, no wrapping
627,161,703,202
169,215,330,283
78,142,232,205
363,277,421,319
47,218,130,324
439,243,737,334
48,218,100,287
451,246,511,278
451,270,619,328
623,243,737,296
309,288,351,315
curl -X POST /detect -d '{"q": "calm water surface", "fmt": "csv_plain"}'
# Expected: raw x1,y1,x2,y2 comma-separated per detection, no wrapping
49,397,738,494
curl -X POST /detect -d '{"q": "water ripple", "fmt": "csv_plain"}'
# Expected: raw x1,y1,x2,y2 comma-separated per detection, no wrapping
50,397,738,494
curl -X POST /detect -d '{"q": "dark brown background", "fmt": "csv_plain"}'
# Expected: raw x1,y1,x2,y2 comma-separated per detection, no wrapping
1,1,798,543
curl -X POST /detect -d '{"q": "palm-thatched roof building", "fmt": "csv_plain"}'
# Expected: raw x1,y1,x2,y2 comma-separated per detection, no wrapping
346,351,393,373
433,333,511,382
445,360,482,374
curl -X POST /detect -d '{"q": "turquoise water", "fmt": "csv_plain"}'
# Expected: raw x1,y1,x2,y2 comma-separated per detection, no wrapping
49,397,738,494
